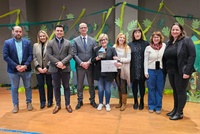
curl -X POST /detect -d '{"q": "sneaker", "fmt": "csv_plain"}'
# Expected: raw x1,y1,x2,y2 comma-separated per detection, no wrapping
105,104,111,112
97,103,104,111
12,105,19,113
27,103,33,111
149,109,154,113
156,110,161,114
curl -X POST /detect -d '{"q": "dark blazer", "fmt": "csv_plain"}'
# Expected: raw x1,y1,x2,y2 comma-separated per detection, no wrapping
92,46,117,82
128,39,149,81
73,35,96,69
164,36,196,75
46,38,74,73
3,38,33,73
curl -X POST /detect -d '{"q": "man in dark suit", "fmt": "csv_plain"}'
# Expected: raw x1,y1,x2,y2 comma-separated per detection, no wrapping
3,26,33,113
46,25,74,114
73,23,97,110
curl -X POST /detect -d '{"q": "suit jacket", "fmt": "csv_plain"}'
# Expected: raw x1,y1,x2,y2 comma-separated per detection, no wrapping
164,36,196,75
33,42,49,74
3,38,33,73
46,38,74,73
73,35,96,69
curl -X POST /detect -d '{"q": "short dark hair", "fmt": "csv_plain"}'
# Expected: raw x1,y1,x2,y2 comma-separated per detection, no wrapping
54,24,64,30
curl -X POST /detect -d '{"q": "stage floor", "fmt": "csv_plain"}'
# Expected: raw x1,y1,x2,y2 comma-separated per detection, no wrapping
0,87,199,134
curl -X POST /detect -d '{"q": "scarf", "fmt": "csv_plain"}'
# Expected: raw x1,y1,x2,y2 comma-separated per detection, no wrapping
150,43,162,50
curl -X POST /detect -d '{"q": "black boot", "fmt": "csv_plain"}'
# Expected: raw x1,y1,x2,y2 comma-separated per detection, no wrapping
139,98,144,110
133,99,138,110
166,108,176,117
169,111,183,120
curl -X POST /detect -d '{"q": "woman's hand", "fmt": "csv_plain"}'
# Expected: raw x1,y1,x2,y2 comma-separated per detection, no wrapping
96,56,101,61
113,56,119,60
145,74,149,78
183,74,190,79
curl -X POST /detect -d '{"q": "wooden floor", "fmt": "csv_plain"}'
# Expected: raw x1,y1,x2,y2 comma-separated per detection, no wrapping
0,87,200,134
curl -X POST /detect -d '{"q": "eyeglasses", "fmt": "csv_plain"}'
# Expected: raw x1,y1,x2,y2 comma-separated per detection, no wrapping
80,27,87,29
99,39,107,42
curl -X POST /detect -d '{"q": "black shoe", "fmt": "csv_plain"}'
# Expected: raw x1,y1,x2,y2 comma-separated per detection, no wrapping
90,101,97,108
169,112,183,120
47,103,53,108
40,104,46,109
166,108,176,116
75,101,83,110
139,102,144,110
133,102,138,110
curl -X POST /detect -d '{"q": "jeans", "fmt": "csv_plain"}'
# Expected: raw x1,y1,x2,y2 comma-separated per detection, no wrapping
147,69,165,111
36,73,53,105
98,76,112,104
51,70,70,106
8,72,32,106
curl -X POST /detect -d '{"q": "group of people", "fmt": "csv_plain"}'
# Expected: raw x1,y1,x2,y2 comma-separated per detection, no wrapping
3,22,196,121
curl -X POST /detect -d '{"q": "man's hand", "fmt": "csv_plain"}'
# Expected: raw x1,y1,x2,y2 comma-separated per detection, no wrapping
81,62,90,69
56,61,64,69
16,65,27,72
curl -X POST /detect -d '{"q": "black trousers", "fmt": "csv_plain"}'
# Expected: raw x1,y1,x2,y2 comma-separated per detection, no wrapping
168,73,189,112
132,79,146,102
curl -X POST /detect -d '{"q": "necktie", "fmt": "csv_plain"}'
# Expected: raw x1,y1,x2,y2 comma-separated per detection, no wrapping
58,40,61,49
83,37,87,50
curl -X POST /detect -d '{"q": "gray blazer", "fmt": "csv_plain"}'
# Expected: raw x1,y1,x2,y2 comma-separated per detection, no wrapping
73,35,96,69
46,38,74,73
33,42,49,74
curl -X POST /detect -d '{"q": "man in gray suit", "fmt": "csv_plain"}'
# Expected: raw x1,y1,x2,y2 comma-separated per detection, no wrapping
73,23,97,110
47,25,74,114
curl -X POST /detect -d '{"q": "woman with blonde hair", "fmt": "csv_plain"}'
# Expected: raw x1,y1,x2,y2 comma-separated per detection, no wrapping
92,33,117,112
113,33,131,111
33,30,53,109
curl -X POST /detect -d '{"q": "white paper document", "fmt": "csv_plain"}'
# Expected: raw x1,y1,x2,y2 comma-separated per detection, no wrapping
101,60,117,72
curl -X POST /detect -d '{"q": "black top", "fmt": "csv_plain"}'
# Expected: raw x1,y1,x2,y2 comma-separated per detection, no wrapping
128,39,149,81
163,42,178,73
92,46,117,82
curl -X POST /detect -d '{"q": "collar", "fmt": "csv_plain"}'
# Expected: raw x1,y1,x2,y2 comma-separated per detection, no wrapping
81,35,88,39
13,37,22,42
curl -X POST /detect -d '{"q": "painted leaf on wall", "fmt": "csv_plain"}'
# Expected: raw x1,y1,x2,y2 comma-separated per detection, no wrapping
40,25,48,32
93,23,98,31
157,18,165,29
175,17,184,26
127,20,137,32
115,18,121,28
162,26,170,37
143,19,152,28
125,32,129,42
192,20,200,29
66,13,75,20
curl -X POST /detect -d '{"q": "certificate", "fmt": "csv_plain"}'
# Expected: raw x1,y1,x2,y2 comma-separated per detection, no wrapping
101,60,117,72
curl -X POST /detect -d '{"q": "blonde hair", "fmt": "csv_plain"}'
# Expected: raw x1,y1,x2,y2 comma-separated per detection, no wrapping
37,30,49,44
98,33,108,45
114,33,130,53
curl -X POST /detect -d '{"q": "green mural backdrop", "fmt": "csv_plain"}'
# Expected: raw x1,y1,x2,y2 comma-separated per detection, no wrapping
0,1,199,102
